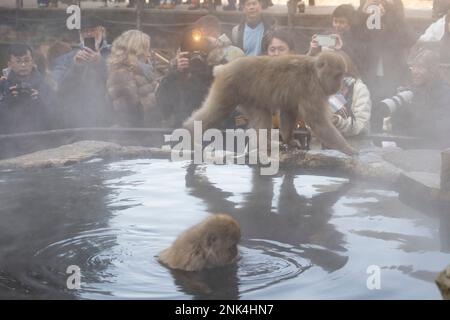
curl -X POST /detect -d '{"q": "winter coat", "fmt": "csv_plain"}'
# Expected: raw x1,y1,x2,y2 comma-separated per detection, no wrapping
106,62,159,127
155,34,244,128
52,42,111,128
0,68,58,134
333,79,372,137
356,2,416,132
389,80,450,146
419,16,446,43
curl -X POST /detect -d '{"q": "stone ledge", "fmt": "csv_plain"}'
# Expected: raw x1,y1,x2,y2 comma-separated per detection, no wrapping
0,140,167,169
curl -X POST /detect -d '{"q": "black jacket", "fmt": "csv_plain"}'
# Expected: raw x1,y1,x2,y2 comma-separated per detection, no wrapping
357,1,416,93
391,80,450,146
0,68,58,134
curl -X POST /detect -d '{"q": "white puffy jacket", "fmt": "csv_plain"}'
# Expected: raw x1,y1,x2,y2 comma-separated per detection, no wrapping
418,16,446,42
333,79,372,137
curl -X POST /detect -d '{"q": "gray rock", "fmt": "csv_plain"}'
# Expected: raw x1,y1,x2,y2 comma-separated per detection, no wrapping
0,141,170,169
382,149,442,174
279,148,402,183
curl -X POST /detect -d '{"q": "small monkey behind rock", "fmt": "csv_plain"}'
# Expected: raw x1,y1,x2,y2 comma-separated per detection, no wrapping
158,214,241,272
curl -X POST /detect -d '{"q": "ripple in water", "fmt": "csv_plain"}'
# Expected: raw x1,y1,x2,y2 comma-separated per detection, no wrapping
238,240,312,295
33,229,313,299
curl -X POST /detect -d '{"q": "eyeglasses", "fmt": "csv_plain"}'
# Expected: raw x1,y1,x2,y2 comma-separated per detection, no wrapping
11,58,33,66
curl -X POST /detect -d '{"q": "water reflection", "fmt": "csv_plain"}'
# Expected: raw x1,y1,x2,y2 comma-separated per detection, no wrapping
439,201,450,253
185,164,350,273
168,265,240,300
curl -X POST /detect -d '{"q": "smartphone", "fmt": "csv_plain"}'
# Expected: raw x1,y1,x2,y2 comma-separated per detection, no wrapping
328,93,346,113
83,37,96,51
2,68,10,78
316,35,337,48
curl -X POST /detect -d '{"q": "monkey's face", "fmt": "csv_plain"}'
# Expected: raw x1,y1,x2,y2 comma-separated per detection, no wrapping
315,52,346,96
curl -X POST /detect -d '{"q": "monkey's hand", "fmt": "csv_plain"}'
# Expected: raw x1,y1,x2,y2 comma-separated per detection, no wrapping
345,146,359,156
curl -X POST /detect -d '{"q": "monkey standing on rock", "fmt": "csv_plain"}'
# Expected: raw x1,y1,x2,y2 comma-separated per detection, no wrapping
183,51,358,156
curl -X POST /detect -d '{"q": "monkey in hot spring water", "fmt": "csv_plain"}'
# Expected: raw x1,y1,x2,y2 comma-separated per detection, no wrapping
158,214,241,272
183,51,358,156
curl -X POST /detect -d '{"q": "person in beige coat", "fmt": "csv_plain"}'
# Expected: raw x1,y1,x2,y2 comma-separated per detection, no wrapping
107,30,159,127
330,50,372,137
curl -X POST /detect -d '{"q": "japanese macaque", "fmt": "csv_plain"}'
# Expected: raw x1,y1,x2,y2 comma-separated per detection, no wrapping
436,265,450,300
158,214,241,272
183,51,358,155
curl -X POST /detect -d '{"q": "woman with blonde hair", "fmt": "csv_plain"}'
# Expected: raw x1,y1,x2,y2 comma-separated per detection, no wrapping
107,30,159,127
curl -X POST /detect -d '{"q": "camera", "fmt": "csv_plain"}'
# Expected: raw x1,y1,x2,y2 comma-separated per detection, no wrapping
180,28,211,72
379,90,414,115
9,81,33,98
16,81,33,96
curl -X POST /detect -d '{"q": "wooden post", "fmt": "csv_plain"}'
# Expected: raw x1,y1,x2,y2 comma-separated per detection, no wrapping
441,149,450,194
287,0,298,29
136,0,144,31
15,0,22,29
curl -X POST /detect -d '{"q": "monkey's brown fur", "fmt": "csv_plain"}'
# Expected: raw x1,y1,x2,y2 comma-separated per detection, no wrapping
183,51,357,155
158,214,241,272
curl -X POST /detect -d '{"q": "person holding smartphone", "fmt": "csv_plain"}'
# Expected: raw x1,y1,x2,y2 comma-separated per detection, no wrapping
52,15,111,128
107,30,161,127
307,4,366,76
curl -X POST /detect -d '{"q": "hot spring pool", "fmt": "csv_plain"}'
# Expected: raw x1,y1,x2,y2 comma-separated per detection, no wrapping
0,158,449,299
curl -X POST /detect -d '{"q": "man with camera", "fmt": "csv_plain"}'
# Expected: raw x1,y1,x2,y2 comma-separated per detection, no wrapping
155,15,244,128
0,44,57,134
379,49,450,146
52,15,111,128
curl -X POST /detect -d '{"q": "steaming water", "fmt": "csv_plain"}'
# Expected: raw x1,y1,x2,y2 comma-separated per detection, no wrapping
0,158,448,299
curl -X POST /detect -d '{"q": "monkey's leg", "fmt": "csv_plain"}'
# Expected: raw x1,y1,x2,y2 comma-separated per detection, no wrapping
305,101,358,156
183,80,237,131
247,108,273,155
279,107,300,148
